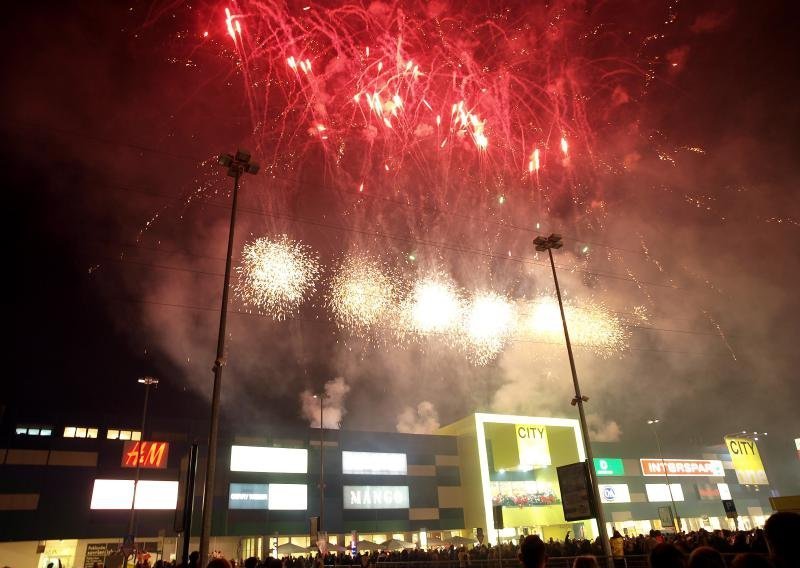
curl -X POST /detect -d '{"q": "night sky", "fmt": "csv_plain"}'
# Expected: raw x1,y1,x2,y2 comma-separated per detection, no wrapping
3,1,799,490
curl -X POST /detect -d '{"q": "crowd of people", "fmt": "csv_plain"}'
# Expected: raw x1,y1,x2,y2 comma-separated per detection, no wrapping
81,511,798,568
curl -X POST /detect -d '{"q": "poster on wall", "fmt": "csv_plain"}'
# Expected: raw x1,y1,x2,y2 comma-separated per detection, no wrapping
556,462,595,521
724,437,769,485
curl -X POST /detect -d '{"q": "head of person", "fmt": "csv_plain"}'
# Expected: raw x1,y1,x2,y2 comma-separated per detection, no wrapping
244,557,258,568
730,553,773,568
572,556,599,568
688,547,724,568
207,560,232,568
519,535,547,568
613,530,622,539
764,511,800,563
649,543,686,568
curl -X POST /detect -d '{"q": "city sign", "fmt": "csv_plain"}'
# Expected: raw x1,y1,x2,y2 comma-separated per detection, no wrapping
342,451,408,475
593,458,624,476
640,458,724,477
516,424,551,467
121,441,169,469
598,484,631,504
230,445,308,473
343,486,409,509
725,437,769,485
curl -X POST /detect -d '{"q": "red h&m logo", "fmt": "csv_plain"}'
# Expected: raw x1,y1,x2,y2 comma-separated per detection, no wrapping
122,441,169,469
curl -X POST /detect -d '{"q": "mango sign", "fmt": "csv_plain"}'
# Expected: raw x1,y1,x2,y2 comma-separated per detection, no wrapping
516,424,551,467
122,441,169,469
725,437,768,485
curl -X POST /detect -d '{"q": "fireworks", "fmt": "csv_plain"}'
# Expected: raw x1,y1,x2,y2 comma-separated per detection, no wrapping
519,296,629,358
401,272,465,338
461,292,516,365
327,254,401,336
234,235,321,320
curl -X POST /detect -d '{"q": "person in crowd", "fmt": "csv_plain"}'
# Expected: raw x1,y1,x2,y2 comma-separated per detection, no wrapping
763,511,800,568
687,546,724,568
519,535,547,568
649,543,687,568
206,559,231,568
730,553,773,568
572,556,599,568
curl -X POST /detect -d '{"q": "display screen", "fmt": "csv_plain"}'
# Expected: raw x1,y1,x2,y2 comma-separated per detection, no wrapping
645,483,685,502
230,446,308,473
598,484,631,503
90,479,179,509
342,451,408,475
343,486,409,509
228,483,307,510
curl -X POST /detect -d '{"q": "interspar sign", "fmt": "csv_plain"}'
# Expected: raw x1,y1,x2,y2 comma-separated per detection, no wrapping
640,458,724,477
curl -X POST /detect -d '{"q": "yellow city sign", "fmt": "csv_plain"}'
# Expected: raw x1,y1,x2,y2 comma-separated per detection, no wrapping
516,424,551,467
725,436,768,485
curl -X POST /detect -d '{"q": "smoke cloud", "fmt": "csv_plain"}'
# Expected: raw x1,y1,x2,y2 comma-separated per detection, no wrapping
300,377,351,429
396,401,441,434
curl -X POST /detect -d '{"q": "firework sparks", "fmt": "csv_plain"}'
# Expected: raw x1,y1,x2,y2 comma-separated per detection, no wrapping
401,272,465,338
461,292,516,365
327,254,401,336
234,235,321,320
519,296,629,357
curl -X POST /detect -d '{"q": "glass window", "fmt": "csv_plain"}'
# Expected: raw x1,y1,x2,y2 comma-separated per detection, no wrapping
75,427,87,438
87,428,98,439
28,428,41,436
107,430,120,440
132,431,142,441
40,429,52,437
120,431,132,440
64,427,76,438
15,428,27,435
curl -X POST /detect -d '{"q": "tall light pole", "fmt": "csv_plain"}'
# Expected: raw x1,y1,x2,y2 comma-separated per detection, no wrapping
127,376,159,553
199,150,259,564
647,419,682,532
533,233,613,562
313,393,327,533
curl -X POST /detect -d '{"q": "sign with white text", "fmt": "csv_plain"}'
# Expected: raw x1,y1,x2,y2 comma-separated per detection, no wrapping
594,458,625,476
343,486,409,509
228,483,307,510
640,458,724,477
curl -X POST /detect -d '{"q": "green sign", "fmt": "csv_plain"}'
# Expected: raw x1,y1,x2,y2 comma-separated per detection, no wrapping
594,458,624,476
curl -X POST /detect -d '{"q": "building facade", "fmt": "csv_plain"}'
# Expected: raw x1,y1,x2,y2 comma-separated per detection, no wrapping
0,413,776,568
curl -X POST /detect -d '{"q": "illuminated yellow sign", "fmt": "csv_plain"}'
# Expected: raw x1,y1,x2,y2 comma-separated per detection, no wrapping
516,424,551,467
725,437,768,485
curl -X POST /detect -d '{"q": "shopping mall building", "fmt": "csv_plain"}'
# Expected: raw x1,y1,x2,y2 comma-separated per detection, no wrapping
0,412,779,568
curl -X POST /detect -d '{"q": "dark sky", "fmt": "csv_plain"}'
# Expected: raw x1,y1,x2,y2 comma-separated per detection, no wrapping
3,1,799,489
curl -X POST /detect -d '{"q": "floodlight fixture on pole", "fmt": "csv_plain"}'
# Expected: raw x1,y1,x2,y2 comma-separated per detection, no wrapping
534,233,613,565
647,418,682,532
126,376,159,560
198,149,259,564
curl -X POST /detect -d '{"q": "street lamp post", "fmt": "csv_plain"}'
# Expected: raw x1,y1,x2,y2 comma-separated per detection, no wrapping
314,393,326,533
198,150,259,564
127,376,159,553
647,419,682,532
533,233,613,562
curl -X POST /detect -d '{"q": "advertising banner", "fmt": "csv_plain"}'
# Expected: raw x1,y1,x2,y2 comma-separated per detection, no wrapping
725,437,769,485
343,486,409,509
645,483,685,503
640,458,724,477
230,446,308,473
342,451,408,475
516,424,551,467
228,483,307,510
556,462,595,521
121,441,169,469
594,458,625,476
599,484,631,504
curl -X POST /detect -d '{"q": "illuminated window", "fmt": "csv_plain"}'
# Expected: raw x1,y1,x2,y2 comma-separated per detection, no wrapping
64,426,99,439
132,431,141,441
108,429,141,441
107,430,120,440
40,429,52,436
28,428,41,436
15,428,27,435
